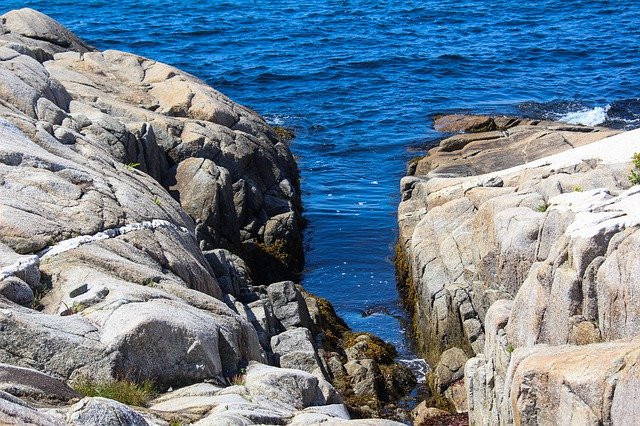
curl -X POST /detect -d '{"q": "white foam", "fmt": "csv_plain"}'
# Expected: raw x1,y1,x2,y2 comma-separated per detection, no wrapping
560,105,610,126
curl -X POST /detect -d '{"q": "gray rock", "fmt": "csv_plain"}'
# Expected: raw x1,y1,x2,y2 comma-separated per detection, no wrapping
243,362,331,411
266,281,312,331
0,390,64,425
66,397,149,426
0,277,34,306
0,363,80,403
344,359,381,399
433,347,468,393
271,327,324,377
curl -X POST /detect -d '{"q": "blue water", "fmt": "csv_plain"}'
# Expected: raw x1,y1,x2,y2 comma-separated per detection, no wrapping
5,1,640,357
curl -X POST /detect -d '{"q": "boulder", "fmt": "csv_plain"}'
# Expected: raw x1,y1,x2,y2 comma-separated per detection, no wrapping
0,363,80,403
66,397,148,426
0,276,34,306
243,362,339,411
271,327,325,377
0,390,64,425
266,281,312,331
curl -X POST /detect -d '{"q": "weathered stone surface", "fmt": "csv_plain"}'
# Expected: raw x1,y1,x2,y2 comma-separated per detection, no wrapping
433,114,499,133
66,397,149,426
1,9,92,60
433,348,468,394
344,359,381,400
0,363,80,403
0,9,295,393
0,390,64,425
267,281,312,331
0,276,34,306
401,114,640,422
243,362,339,411
412,402,451,426
271,327,325,377
414,116,618,177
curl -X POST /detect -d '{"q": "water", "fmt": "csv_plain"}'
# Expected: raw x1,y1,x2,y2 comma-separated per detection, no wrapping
4,1,640,361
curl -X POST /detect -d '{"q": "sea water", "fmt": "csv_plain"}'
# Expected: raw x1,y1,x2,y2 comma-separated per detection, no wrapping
4,1,640,364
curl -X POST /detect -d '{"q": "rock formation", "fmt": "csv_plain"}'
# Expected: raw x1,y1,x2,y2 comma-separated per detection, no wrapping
398,114,640,423
0,8,411,425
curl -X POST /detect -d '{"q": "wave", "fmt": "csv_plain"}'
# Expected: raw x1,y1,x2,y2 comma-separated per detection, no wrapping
559,105,610,126
398,357,431,383
518,99,640,130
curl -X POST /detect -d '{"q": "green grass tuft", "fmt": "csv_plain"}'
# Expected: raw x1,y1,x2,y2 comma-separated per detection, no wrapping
72,377,157,407
536,203,549,213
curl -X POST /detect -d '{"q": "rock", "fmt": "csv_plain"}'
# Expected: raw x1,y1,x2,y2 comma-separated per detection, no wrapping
271,327,325,377
204,249,252,300
166,158,240,251
412,401,450,425
400,113,640,424
433,348,468,394
433,114,497,133
289,404,350,424
0,276,34,306
266,281,312,331
416,116,618,176
0,390,64,425
344,359,382,400
344,332,397,364
0,363,80,403
66,397,148,425
1,9,92,58
243,362,336,411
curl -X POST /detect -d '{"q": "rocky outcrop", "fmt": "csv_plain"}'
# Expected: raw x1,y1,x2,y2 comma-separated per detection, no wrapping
0,8,414,424
398,114,640,422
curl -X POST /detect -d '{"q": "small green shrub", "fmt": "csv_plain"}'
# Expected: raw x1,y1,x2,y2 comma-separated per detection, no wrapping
536,203,549,213
630,153,640,185
152,195,162,206
506,344,515,353
72,377,157,407
572,185,583,192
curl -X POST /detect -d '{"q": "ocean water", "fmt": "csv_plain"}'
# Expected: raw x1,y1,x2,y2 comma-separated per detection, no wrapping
4,1,640,361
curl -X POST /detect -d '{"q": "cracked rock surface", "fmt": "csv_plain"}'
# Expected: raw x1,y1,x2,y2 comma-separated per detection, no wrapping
398,114,640,422
0,8,414,425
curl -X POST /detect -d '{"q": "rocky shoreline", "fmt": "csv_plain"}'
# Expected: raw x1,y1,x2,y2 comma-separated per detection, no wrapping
0,8,416,425
398,114,640,423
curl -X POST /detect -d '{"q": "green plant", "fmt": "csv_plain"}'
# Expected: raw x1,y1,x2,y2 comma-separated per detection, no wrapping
572,185,583,192
61,301,86,316
630,153,640,185
123,162,140,171
506,344,515,353
152,195,162,206
536,203,549,213
72,377,157,406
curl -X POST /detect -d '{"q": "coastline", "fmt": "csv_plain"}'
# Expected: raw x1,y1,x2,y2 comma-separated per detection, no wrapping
0,8,416,425
397,114,640,423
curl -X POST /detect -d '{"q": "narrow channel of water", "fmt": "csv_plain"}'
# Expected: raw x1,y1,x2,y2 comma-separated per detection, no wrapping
6,0,640,379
